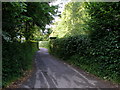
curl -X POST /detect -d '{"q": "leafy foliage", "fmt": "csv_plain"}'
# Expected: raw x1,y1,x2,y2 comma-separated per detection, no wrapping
50,2,120,83
50,2,91,38
2,2,57,87
39,41,49,49
2,41,38,87
2,2,57,41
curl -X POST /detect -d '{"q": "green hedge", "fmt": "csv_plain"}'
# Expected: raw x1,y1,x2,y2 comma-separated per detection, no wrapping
2,41,38,87
50,31,120,83
49,2,120,83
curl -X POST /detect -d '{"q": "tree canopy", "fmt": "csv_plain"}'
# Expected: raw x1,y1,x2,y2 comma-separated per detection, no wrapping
51,2,120,38
2,2,58,41
49,2,120,83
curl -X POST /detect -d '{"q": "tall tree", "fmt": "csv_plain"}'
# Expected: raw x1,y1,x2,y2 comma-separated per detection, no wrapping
2,2,58,41
51,2,90,38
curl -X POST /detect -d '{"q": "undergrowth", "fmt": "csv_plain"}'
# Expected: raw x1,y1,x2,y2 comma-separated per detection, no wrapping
2,41,38,88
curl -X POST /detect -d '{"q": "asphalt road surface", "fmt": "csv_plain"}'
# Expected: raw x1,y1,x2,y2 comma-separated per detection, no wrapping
20,48,118,88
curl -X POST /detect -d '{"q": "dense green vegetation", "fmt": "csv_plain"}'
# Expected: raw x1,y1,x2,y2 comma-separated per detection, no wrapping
2,2,57,87
2,2,57,41
50,2,120,83
2,41,38,87
39,41,49,49
2,1,120,88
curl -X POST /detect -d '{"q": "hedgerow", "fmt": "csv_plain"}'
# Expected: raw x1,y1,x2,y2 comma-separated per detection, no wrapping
50,31,120,83
50,2,120,83
2,41,38,87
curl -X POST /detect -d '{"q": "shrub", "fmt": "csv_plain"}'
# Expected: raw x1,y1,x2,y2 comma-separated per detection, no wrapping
49,31,120,83
2,41,38,87
49,2,120,83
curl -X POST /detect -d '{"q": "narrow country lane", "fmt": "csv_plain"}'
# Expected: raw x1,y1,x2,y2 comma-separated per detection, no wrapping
20,48,118,88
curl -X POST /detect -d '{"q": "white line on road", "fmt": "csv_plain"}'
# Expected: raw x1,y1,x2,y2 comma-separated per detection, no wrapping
50,76,58,88
34,70,41,88
47,68,58,88
65,63,96,86
23,85,30,88
41,71,50,88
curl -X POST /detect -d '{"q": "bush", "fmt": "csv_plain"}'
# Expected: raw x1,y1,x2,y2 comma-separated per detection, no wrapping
49,2,120,83
50,31,120,83
39,41,49,49
50,35,89,58
2,41,38,87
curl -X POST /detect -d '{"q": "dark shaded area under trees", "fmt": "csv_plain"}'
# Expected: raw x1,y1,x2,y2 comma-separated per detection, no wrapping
2,2,57,87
